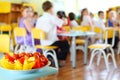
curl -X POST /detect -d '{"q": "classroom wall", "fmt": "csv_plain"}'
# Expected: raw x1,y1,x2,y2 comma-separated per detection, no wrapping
0,0,22,3
28,0,51,15
28,0,48,15
0,0,78,15
0,0,52,15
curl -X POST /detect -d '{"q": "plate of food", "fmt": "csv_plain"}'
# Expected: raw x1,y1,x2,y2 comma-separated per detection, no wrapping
0,52,50,74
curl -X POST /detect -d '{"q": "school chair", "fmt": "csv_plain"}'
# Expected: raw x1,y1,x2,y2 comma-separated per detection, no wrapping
31,28,59,69
14,27,27,53
0,34,10,53
93,26,103,43
11,23,18,47
62,26,71,32
0,24,12,35
71,26,91,61
88,28,117,71
72,26,91,50
0,24,14,51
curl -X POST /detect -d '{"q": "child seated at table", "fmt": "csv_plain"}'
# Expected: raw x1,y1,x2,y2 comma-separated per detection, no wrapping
80,8,94,28
106,11,119,50
56,11,69,40
18,6,34,46
68,12,79,28
36,1,70,67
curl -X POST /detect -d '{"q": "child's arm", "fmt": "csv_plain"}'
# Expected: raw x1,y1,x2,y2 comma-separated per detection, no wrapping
23,20,33,32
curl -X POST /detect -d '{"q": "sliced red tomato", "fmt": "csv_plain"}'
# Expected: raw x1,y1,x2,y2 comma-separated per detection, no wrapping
25,54,30,58
38,53,42,57
32,58,41,69
44,58,48,64
13,54,20,60
40,57,48,65
33,52,40,58
39,57,45,62
5,53,15,63
28,53,33,57
19,57,25,65
39,62,45,67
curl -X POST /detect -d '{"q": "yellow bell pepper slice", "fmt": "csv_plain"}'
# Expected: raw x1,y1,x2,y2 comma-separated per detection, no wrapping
0,57,14,70
14,60,23,70
23,59,35,70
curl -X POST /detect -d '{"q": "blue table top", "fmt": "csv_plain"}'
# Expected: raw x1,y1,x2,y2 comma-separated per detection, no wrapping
0,66,58,80
58,31,96,37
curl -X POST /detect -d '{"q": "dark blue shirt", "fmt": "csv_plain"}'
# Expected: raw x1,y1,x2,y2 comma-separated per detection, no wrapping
108,19,113,27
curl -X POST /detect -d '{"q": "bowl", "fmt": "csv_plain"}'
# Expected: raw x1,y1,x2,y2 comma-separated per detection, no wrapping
0,61,51,74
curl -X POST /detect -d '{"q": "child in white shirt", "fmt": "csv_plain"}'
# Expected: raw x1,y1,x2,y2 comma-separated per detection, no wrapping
95,11,105,30
95,11,105,43
36,1,69,67
68,12,79,28
80,8,93,27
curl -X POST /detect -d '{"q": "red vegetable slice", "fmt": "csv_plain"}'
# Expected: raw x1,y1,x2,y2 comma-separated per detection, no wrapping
19,57,25,65
5,53,15,63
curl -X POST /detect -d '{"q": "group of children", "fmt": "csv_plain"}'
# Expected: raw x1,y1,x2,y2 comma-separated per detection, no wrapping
57,8,120,50
17,1,120,67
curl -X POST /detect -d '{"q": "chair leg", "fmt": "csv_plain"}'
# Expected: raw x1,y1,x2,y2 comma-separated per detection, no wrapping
19,45,26,53
10,39,13,52
89,49,97,68
101,50,109,71
97,51,102,66
117,42,120,54
44,52,59,70
44,49,57,58
14,44,20,53
110,48,117,68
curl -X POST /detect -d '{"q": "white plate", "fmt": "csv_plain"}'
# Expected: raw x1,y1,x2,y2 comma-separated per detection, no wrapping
0,61,51,74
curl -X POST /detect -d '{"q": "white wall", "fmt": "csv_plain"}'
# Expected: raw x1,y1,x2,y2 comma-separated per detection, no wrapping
78,0,120,13
52,0,120,14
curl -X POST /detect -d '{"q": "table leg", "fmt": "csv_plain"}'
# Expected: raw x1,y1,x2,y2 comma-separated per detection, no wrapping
71,36,76,68
70,46,72,61
84,36,88,64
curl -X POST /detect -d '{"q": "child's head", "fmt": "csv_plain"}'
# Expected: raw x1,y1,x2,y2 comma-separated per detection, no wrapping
42,1,53,14
98,11,104,19
108,11,116,19
81,8,89,16
22,6,34,18
57,11,63,19
69,12,75,21
90,12,94,18
57,11,66,19
33,12,39,19
28,6,34,18
80,8,88,21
